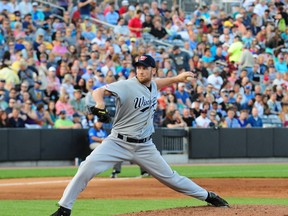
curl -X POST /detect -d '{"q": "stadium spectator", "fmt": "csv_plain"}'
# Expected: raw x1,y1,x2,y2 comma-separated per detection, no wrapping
78,0,92,20
70,89,85,116
175,82,192,109
225,108,240,128
207,67,223,93
72,112,83,128
44,100,57,128
128,9,143,38
195,109,211,128
169,45,191,71
267,92,282,115
8,107,25,128
237,109,249,128
182,107,194,127
0,88,8,110
247,107,263,127
162,103,187,128
18,0,32,17
88,118,108,150
29,80,46,105
55,93,75,117
54,110,78,129
0,109,9,127
105,2,119,25
0,0,287,130
208,110,219,128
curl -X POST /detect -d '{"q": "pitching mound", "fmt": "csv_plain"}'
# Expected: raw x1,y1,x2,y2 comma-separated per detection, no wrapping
118,205,288,216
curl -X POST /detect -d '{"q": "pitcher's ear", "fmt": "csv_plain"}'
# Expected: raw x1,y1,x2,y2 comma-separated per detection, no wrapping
152,67,157,76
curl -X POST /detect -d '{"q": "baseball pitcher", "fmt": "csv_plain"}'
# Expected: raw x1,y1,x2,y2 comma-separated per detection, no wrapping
51,54,229,216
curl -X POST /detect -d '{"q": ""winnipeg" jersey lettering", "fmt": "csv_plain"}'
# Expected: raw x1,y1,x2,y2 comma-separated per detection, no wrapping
134,96,157,112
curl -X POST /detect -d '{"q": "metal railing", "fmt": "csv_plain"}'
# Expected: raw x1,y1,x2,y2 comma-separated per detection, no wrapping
35,0,66,15
89,17,116,29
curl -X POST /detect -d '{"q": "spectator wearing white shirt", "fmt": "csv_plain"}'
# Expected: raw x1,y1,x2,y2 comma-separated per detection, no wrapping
10,0,19,13
253,0,268,27
195,109,211,128
254,93,264,117
0,0,12,13
91,29,106,47
18,0,32,17
207,67,223,93
267,93,282,115
273,73,284,87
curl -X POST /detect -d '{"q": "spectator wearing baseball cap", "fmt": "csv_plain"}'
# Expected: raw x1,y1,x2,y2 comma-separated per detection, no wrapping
54,109,76,129
119,0,129,15
72,112,83,128
88,118,108,150
175,82,192,108
195,109,211,128
46,66,61,92
31,2,45,24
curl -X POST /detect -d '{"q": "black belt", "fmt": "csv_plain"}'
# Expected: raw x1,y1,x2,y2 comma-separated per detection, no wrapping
117,134,152,143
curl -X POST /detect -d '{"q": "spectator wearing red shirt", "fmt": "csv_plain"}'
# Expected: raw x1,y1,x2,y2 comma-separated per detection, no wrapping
118,0,129,15
128,9,143,38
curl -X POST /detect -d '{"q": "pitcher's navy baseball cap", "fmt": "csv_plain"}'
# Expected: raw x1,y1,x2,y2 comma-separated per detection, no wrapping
134,55,156,68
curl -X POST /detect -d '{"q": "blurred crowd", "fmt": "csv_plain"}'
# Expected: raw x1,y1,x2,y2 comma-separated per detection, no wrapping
0,0,287,129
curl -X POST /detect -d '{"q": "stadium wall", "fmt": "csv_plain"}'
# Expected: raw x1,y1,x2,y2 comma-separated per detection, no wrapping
0,128,288,162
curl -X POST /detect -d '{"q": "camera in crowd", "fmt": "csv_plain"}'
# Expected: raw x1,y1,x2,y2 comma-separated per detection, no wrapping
209,122,219,130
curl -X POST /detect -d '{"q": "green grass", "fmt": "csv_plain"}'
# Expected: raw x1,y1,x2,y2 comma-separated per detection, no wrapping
1,164,288,179
0,198,287,216
1,164,288,215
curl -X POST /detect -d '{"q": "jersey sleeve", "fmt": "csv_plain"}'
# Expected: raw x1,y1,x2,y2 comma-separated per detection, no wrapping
104,80,127,103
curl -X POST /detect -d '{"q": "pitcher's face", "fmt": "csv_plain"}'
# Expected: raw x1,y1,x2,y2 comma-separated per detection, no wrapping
136,65,155,86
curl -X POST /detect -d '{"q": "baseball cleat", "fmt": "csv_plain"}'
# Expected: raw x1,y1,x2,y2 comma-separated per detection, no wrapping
205,191,230,207
51,206,71,216
110,173,118,178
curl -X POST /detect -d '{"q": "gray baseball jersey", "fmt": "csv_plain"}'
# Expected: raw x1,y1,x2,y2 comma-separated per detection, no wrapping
105,77,157,139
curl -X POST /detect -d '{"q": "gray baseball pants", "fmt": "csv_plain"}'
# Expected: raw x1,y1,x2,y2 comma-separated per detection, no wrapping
58,134,208,209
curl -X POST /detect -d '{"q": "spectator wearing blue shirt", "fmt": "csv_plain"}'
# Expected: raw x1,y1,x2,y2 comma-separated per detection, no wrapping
243,84,254,104
31,2,45,25
201,48,215,63
225,108,240,128
237,110,249,128
78,0,91,19
247,107,263,127
88,119,108,150
81,24,96,42
274,53,288,74
174,82,192,108
105,3,119,25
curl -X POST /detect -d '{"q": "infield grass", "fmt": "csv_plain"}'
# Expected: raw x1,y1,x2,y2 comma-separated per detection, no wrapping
1,164,288,179
0,198,287,216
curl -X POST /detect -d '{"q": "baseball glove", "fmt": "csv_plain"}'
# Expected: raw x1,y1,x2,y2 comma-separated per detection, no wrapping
87,106,111,123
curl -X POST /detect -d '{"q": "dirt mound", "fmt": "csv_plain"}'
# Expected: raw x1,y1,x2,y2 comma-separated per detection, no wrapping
117,205,288,216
